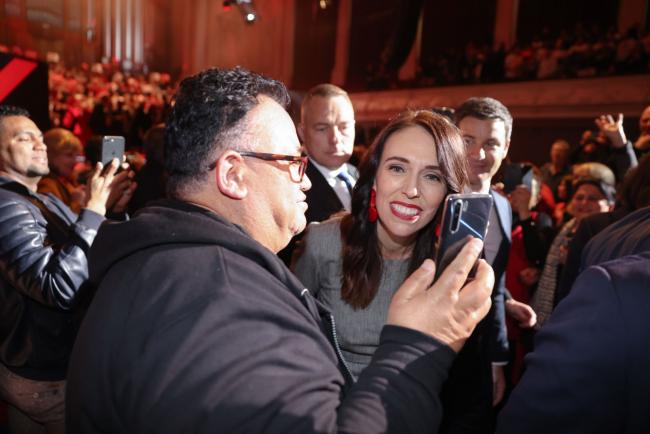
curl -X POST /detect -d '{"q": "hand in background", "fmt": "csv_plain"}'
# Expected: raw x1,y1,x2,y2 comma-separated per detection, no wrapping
107,163,137,214
505,297,537,328
84,159,120,216
595,113,626,148
519,267,541,287
634,134,650,152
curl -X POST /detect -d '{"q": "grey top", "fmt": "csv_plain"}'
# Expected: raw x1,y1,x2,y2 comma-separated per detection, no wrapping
293,217,410,379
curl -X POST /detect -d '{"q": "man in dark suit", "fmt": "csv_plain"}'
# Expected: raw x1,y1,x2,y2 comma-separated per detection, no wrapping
497,205,650,434
279,84,357,264
453,97,512,421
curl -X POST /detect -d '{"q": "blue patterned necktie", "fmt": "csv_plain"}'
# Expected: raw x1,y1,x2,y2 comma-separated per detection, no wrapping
336,172,354,193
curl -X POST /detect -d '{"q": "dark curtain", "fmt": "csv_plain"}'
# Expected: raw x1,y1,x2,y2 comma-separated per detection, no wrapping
292,0,338,91
380,0,425,71
516,0,620,43
347,0,424,90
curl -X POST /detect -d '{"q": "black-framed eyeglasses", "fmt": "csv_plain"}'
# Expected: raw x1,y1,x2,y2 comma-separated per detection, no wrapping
238,152,308,183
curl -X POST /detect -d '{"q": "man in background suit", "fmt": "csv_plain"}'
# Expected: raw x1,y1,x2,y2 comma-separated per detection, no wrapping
279,84,357,264
449,97,512,432
497,205,650,433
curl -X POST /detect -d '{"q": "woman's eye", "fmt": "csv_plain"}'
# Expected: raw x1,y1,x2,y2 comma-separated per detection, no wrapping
425,173,442,182
387,164,405,173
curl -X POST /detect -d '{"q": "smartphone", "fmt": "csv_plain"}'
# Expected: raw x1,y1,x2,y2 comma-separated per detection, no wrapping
502,163,533,194
100,136,125,166
433,193,493,282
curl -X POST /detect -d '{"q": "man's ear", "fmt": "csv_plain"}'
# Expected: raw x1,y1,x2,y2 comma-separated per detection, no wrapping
214,150,247,200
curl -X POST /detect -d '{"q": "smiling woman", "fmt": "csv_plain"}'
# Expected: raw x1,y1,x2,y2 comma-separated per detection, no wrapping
293,110,477,431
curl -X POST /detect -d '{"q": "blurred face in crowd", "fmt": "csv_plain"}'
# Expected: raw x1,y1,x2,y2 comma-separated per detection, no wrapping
458,116,510,191
374,126,447,253
640,106,650,135
49,148,79,180
550,141,570,168
0,116,49,188
299,95,355,170
568,183,612,220
243,96,312,253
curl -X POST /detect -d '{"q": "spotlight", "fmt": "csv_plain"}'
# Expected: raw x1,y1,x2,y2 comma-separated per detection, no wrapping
235,0,258,24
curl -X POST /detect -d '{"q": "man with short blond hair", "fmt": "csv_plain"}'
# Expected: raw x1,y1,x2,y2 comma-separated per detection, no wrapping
299,83,357,220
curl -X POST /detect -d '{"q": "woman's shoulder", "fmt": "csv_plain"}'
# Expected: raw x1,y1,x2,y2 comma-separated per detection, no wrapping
302,216,345,254
305,215,344,236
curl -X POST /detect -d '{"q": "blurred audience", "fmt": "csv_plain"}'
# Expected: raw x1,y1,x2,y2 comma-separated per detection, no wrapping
48,60,174,150
38,128,86,213
368,24,650,90
530,177,616,328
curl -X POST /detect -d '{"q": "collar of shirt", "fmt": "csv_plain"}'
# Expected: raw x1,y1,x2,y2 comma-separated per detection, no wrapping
309,158,350,187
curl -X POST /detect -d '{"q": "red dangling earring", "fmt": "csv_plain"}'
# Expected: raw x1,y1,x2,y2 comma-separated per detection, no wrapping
368,189,378,222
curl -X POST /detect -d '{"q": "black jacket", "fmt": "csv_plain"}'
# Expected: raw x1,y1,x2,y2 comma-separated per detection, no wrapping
0,177,104,380
67,199,456,434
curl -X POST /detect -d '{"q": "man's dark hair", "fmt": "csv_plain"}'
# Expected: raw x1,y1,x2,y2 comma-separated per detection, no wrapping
165,67,290,196
454,97,513,141
0,105,30,132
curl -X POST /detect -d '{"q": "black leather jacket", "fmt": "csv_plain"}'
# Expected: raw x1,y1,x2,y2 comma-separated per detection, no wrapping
0,177,104,380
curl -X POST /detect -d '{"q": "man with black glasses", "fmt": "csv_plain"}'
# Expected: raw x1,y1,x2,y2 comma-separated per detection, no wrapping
66,67,495,434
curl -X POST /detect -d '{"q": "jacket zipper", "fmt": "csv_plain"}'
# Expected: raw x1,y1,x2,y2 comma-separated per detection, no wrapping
327,312,355,385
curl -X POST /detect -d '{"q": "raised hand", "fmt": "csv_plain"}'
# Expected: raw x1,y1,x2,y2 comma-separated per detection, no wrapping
84,159,120,216
594,113,626,148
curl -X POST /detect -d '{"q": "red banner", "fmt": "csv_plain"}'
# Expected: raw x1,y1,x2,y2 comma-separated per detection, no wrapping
0,58,38,102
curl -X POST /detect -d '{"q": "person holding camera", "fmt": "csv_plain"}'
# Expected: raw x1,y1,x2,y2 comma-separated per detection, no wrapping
0,105,133,434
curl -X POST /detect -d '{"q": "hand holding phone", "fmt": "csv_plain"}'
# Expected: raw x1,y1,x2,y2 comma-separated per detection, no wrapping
100,136,125,167
433,194,493,283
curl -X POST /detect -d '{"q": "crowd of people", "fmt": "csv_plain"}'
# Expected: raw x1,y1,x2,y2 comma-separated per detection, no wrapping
367,24,650,89
1,53,649,434
47,60,175,150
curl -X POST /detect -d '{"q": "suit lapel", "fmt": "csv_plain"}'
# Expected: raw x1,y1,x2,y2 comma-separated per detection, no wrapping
305,163,344,222
491,189,512,242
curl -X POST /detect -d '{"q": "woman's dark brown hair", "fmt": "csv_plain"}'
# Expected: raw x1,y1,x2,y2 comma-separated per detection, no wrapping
340,110,469,309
